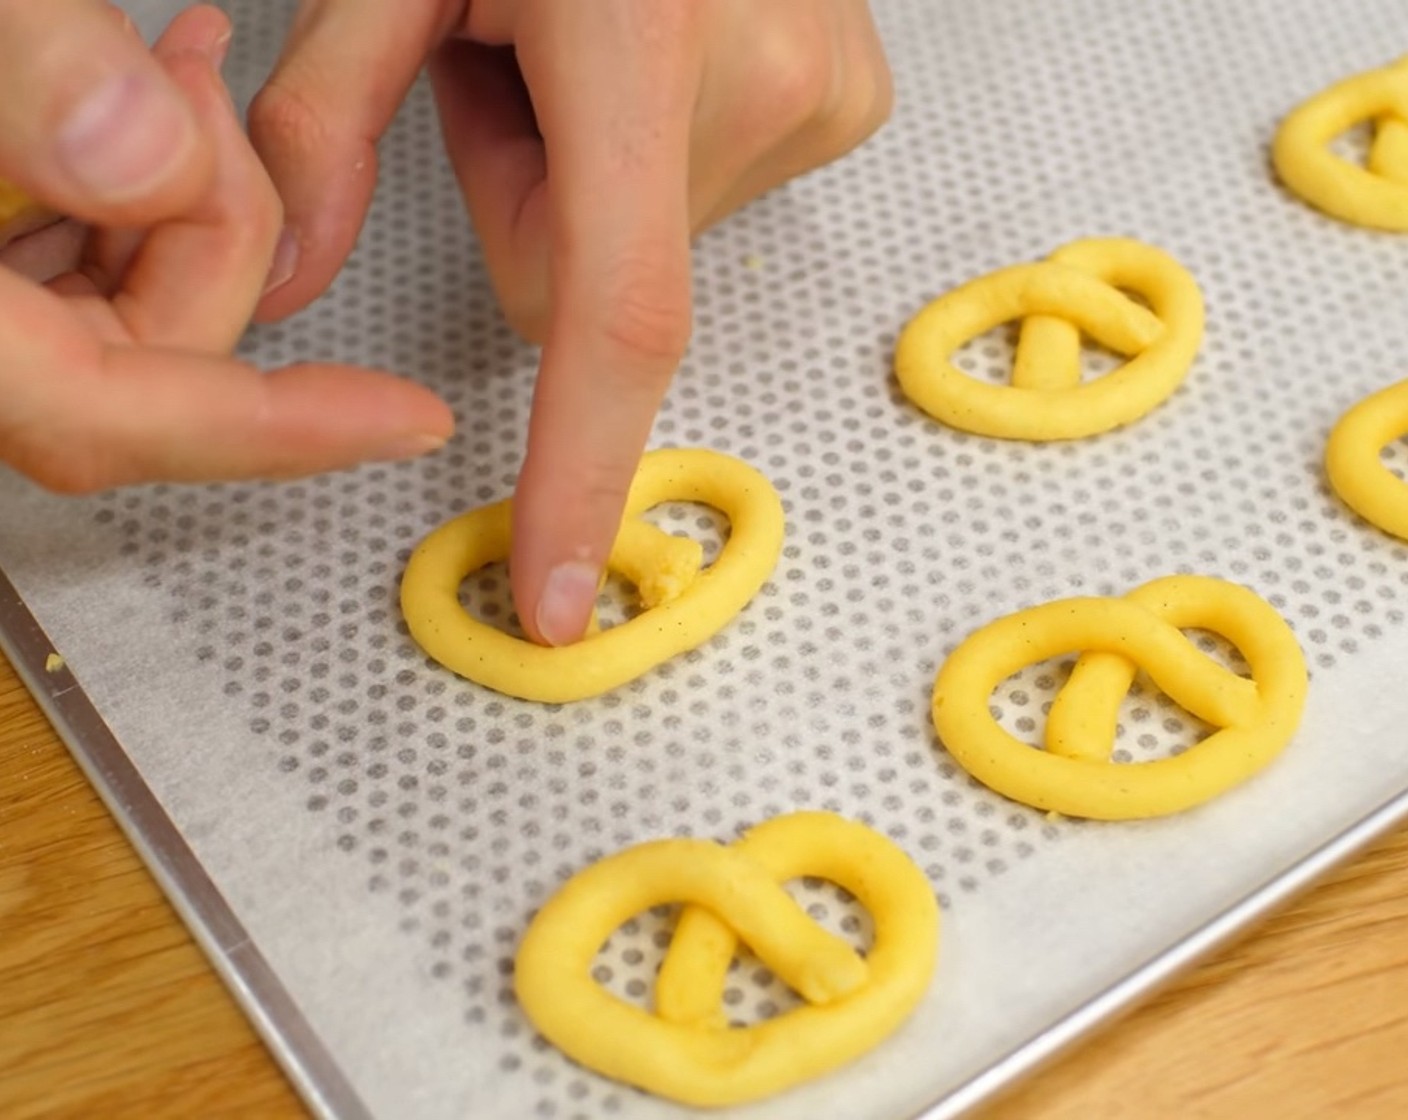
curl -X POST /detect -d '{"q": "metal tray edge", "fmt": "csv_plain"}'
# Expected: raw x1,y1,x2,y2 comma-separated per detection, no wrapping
0,567,371,1120
915,766,1408,1117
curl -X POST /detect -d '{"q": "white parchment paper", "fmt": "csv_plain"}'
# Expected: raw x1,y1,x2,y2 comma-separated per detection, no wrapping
4,2,1408,1116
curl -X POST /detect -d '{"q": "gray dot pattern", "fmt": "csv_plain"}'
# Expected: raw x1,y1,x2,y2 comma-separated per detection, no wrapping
104,0,1408,1115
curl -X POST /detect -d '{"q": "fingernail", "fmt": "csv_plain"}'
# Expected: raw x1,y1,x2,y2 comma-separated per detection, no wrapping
371,433,446,462
55,73,196,202
536,561,601,647
210,29,234,70
263,227,300,295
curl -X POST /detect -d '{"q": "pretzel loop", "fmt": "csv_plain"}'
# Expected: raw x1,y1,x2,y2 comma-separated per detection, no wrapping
1326,378,1408,540
400,448,784,703
515,812,939,1108
931,575,1307,820
1272,56,1408,229
895,238,1204,440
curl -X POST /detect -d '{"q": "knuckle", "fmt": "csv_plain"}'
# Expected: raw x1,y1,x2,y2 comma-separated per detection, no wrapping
1,401,130,497
501,296,549,346
868,60,897,135
40,468,105,497
247,180,286,246
11,446,116,496
487,261,551,345
598,263,693,365
819,88,889,159
813,57,895,159
582,472,633,512
576,462,647,526
223,165,284,248
758,39,836,134
247,77,332,160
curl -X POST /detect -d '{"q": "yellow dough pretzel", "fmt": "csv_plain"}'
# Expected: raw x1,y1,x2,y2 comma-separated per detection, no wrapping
0,179,56,246
895,238,1204,440
515,811,939,1107
1272,56,1408,230
1326,378,1408,540
400,448,784,703
932,575,1307,820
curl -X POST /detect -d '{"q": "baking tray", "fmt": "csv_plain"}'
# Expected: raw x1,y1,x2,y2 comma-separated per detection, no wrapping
5,1,1408,1116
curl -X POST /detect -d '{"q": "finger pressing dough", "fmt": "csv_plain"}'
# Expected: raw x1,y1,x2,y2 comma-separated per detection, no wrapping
400,448,784,703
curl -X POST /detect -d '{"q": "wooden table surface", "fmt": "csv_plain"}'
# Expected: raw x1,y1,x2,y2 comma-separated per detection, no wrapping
3,648,1408,1120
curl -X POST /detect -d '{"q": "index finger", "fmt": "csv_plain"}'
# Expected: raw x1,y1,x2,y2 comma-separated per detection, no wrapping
508,0,701,646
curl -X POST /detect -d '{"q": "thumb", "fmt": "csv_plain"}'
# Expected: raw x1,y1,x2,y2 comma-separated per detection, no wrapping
0,1,215,225
508,2,700,646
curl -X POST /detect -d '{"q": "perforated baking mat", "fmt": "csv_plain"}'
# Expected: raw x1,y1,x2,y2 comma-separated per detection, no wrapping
6,0,1408,1116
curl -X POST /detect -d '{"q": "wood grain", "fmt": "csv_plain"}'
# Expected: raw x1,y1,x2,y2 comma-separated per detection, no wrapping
2,648,1407,1119
0,652,303,1120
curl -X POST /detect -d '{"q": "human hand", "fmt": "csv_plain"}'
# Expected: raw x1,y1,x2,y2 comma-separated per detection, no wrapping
251,0,891,644
0,0,215,239
0,6,452,493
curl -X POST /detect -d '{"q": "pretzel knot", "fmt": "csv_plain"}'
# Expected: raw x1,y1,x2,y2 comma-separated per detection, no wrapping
932,576,1307,820
1326,378,1408,540
1273,56,1408,230
514,812,939,1107
400,448,784,703
895,238,1204,440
